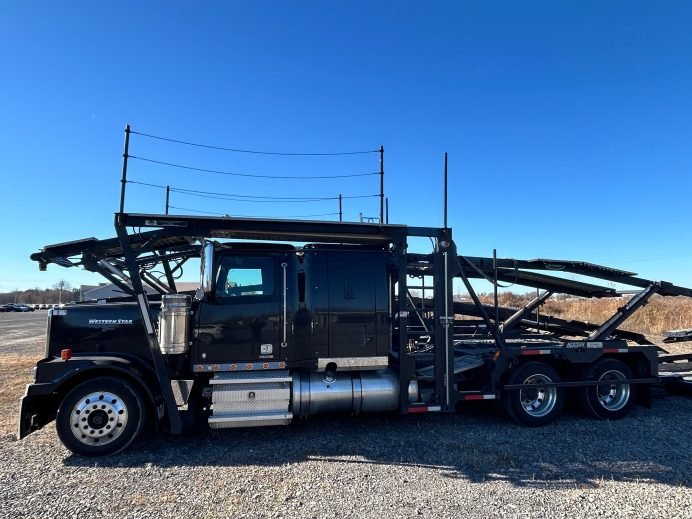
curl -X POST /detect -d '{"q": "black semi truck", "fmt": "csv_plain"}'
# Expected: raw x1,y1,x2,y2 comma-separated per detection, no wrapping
18,212,692,456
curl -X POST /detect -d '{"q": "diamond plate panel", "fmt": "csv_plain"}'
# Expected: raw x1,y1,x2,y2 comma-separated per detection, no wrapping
210,371,292,428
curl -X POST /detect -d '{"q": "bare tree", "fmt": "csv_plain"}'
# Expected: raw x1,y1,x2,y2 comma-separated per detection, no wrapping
53,280,72,305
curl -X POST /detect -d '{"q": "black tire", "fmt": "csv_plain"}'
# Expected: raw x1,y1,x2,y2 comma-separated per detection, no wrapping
579,359,637,420
502,362,565,426
56,376,146,456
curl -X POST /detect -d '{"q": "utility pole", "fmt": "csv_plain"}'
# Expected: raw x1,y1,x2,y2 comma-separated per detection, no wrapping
119,124,131,217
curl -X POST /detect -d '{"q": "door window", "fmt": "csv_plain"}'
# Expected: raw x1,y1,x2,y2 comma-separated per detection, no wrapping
215,256,275,298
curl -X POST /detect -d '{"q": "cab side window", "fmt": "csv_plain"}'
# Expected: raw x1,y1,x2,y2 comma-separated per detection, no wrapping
215,256,275,298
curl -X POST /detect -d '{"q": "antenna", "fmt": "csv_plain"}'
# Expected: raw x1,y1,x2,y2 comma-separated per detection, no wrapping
443,152,448,228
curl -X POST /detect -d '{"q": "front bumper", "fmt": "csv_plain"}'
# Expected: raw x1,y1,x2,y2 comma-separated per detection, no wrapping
17,381,58,439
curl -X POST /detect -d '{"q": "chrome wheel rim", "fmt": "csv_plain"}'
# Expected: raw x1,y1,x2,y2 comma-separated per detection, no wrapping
520,374,557,417
596,370,630,411
70,391,128,446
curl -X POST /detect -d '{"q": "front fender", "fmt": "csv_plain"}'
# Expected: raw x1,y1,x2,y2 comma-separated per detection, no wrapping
18,355,162,440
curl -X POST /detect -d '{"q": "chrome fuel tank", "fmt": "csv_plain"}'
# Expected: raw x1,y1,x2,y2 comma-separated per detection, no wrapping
292,369,400,417
158,294,191,354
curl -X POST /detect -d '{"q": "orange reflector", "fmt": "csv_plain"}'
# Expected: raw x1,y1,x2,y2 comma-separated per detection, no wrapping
60,349,72,361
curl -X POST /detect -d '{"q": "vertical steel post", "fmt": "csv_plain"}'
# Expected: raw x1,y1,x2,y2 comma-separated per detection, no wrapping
165,185,170,215
379,145,384,224
493,249,499,327
119,124,131,216
339,194,343,222
385,197,389,224
444,152,448,228
536,288,540,330
114,221,181,434
396,240,412,413
434,236,455,410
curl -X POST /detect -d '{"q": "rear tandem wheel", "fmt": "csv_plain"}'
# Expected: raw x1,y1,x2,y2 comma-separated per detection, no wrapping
578,358,637,420
502,361,565,426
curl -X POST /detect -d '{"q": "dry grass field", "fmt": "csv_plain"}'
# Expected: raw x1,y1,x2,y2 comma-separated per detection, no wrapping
0,352,41,437
484,292,692,338
545,296,692,336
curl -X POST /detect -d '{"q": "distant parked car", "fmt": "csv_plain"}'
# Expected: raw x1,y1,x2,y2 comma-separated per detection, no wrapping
0,305,7,312
11,304,32,312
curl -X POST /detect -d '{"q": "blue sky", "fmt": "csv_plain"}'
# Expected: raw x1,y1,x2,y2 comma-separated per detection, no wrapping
1,2,691,292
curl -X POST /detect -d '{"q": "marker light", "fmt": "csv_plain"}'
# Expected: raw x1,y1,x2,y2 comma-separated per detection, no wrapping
60,349,72,361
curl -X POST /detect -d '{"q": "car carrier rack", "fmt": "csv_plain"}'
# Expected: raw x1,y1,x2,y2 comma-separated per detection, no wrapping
31,212,692,415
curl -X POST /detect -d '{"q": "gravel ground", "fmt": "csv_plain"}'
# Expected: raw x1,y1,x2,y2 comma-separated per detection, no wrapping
1,313,691,518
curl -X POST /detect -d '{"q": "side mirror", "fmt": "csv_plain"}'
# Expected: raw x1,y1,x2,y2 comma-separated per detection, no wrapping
200,241,215,297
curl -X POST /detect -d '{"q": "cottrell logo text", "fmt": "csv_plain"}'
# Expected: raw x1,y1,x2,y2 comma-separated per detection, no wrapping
88,319,133,325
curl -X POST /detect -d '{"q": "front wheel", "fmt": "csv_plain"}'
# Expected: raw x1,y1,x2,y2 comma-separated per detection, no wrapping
56,376,146,456
579,359,637,420
502,362,565,426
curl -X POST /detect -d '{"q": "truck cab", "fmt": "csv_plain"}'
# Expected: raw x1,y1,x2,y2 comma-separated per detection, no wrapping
194,242,389,371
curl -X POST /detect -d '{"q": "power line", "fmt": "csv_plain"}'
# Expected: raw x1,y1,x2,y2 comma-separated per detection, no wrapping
172,191,375,204
168,205,340,219
129,179,331,200
173,186,337,201
172,186,376,201
130,130,378,156
129,155,378,179
127,180,378,202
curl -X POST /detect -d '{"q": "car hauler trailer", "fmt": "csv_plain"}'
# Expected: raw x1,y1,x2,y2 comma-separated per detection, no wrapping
18,211,692,456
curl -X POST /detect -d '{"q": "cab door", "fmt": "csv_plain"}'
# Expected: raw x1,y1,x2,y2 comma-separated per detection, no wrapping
195,253,286,364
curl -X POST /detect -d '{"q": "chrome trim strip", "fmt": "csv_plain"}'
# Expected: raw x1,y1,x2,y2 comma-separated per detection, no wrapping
317,356,388,370
193,361,287,372
208,413,293,423
209,377,292,385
